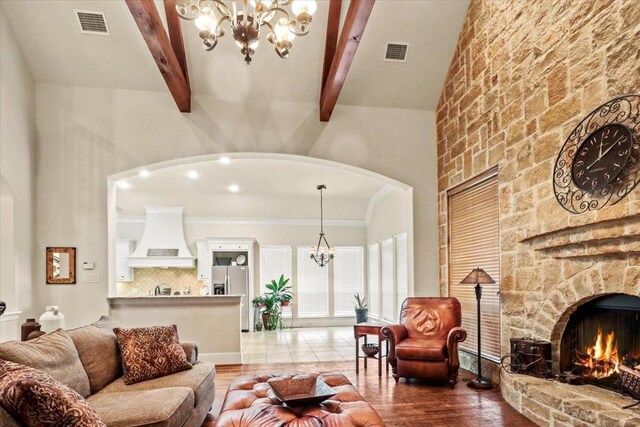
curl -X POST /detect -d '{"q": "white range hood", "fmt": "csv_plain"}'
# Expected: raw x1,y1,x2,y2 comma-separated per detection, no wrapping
128,206,196,268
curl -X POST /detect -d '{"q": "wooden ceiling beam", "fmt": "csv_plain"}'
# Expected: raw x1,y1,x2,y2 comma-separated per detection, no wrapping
319,0,375,122
163,0,189,87
126,0,191,112
322,0,342,91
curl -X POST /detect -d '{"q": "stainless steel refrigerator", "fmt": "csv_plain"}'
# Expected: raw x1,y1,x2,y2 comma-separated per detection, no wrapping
211,266,249,331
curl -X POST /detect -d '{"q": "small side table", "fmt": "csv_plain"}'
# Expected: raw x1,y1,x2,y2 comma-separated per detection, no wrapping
354,322,389,377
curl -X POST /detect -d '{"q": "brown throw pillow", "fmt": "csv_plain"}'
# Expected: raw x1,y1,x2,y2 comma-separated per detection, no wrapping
0,360,105,427
67,316,123,393
114,325,192,385
0,329,91,398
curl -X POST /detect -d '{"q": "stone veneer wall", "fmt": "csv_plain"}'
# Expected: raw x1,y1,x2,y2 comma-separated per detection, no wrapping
436,0,640,424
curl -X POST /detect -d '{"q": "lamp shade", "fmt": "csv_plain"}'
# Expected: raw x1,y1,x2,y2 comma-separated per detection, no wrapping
460,267,495,284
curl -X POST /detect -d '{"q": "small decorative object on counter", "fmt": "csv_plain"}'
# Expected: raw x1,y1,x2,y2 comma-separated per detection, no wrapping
39,306,65,334
21,318,41,341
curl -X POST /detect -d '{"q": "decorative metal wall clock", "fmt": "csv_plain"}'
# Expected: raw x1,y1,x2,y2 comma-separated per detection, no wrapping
553,94,640,214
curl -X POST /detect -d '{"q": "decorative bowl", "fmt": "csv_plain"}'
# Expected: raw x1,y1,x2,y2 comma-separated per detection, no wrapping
362,343,379,357
267,375,336,407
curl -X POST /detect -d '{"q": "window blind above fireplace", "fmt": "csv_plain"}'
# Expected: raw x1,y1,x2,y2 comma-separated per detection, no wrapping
448,168,500,361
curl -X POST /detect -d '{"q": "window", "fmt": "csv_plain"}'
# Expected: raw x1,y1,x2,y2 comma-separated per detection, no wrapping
297,246,329,317
380,239,395,321
448,169,500,360
395,234,408,307
368,243,380,318
260,246,292,294
333,246,365,316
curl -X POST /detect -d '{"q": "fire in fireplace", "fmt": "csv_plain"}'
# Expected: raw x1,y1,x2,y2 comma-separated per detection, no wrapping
574,327,620,379
560,293,640,392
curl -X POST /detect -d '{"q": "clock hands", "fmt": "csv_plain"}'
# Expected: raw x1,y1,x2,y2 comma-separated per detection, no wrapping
586,142,617,170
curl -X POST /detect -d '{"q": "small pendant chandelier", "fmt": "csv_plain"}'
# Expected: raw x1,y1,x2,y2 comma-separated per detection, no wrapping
310,185,334,267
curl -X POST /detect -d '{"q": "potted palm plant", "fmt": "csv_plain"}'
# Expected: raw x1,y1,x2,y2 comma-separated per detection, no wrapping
354,293,368,323
266,275,293,306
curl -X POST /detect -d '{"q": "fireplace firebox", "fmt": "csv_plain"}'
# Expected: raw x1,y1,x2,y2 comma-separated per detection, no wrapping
560,294,640,391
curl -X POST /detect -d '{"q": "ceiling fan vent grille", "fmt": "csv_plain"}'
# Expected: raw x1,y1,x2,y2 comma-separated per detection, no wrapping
75,10,110,35
384,42,409,62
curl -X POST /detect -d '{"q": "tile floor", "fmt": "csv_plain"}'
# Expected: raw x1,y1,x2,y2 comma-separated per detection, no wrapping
242,327,381,364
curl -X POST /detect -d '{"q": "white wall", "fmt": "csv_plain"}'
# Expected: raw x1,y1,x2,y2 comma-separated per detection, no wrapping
0,7,36,336
34,83,438,328
367,187,412,244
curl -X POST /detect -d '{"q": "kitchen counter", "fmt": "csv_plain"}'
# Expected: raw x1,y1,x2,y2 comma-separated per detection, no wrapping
108,295,243,305
108,295,243,364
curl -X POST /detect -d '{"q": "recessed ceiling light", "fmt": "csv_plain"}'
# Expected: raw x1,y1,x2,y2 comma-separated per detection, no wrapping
187,170,199,180
228,184,240,193
139,169,150,178
219,157,230,164
117,181,131,190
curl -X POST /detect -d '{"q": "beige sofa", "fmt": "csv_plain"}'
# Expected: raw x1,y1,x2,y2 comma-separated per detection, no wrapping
0,316,216,427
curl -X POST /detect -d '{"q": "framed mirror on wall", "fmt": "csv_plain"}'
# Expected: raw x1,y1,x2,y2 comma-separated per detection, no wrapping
46,247,76,284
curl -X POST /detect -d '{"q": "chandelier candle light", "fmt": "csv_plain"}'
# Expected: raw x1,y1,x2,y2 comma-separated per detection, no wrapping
310,185,334,267
175,0,317,64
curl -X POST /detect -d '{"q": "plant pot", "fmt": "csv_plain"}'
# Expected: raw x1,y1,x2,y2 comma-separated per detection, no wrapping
355,308,368,324
262,313,271,330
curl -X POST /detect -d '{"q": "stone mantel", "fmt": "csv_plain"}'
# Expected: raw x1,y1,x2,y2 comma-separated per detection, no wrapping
519,212,640,259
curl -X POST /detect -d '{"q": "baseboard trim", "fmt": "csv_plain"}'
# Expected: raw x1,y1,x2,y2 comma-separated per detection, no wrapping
200,352,242,365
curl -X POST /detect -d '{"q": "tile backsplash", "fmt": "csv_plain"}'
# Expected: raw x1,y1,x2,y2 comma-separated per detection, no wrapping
116,268,206,297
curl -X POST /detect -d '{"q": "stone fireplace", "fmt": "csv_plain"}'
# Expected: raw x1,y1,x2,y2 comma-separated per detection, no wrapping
435,0,640,424
559,294,639,388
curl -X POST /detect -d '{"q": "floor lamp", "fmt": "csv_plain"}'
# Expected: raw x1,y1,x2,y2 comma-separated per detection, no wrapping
460,267,495,390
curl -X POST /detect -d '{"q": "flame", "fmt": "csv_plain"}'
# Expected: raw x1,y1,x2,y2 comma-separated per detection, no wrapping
575,327,619,379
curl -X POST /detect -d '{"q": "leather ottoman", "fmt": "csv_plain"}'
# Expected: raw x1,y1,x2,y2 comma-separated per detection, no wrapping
216,373,385,426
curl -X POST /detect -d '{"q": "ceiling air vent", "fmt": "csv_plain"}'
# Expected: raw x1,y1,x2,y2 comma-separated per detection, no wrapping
75,10,110,36
384,42,409,63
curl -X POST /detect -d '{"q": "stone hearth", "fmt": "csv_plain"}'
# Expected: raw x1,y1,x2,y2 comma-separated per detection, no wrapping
501,372,640,427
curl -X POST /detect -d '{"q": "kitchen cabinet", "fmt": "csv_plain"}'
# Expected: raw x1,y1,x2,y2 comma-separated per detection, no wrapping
196,240,211,282
115,238,136,282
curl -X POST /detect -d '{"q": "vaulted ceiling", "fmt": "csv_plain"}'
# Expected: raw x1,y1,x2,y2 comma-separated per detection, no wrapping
1,0,468,113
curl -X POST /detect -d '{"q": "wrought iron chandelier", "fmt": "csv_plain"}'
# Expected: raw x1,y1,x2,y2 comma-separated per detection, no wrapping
175,0,317,64
310,185,334,267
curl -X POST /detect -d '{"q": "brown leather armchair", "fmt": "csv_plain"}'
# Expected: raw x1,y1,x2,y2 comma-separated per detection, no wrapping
382,297,467,387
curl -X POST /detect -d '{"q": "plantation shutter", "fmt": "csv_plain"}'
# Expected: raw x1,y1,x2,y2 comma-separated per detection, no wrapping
260,246,291,294
380,239,395,322
448,170,500,360
333,247,365,316
395,233,408,308
296,246,329,317
368,244,380,319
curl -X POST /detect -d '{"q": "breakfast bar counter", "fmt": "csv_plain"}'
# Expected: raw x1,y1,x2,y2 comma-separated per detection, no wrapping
108,295,243,365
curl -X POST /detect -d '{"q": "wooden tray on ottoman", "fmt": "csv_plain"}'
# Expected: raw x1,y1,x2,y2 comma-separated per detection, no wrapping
267,375,336,407
215,372,385,426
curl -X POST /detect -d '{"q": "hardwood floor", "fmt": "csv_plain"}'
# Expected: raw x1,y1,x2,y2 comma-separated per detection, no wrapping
208,361,535,426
